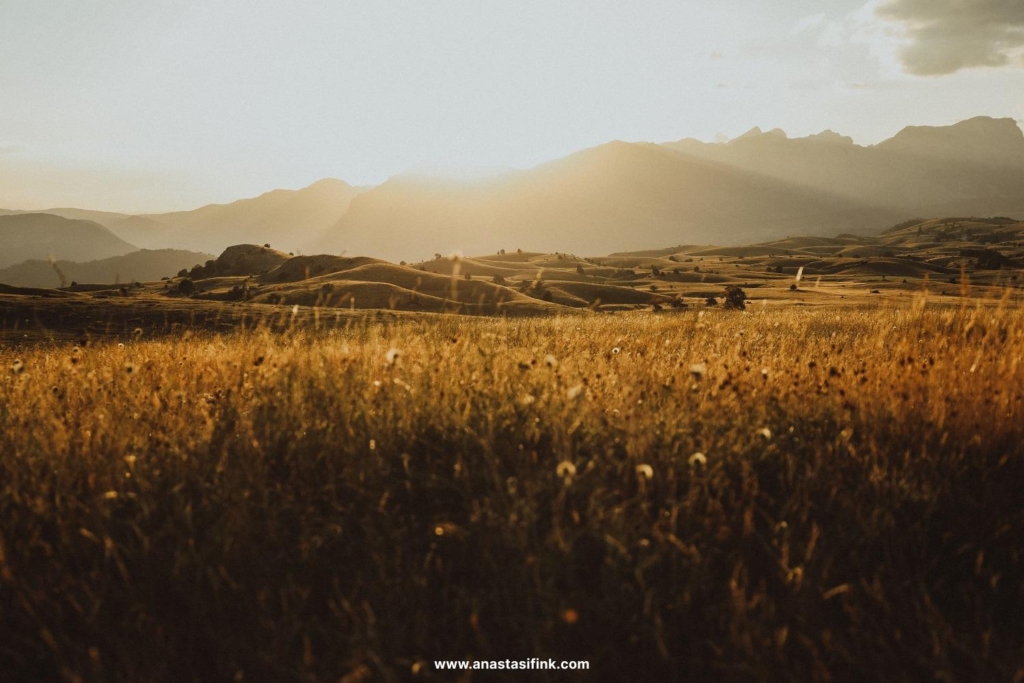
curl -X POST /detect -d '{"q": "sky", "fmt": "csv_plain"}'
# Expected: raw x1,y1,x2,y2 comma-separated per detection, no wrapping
1,0,1023,213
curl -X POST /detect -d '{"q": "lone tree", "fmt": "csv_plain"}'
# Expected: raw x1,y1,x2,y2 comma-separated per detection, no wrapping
177,278,197,296
723,285,747,310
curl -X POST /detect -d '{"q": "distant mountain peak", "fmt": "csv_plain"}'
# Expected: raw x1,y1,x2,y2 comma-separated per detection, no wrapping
306,177,353,190
0,213,138,269
953,115,1022,133
729,127,787,144
803,130,854,145
885,116,1022,144
879,116,1024,164
733,126,763,141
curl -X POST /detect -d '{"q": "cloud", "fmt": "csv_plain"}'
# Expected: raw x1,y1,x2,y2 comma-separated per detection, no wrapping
876,0,1024,75
791,13,827,36
782,3,908,78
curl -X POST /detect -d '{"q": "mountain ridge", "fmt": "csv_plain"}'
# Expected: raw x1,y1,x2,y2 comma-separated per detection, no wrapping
3,117,1022,262
0,214,138,269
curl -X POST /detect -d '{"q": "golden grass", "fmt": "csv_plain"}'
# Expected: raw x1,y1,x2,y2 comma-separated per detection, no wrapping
1,300,1023,681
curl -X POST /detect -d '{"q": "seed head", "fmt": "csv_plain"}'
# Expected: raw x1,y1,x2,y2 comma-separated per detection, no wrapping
556,460,577,481
688,452,707,467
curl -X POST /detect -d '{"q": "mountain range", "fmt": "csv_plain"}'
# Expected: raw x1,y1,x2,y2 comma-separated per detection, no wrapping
0,214,137,269
1,178,362,255
662,116,1024,216
1,116,1022,271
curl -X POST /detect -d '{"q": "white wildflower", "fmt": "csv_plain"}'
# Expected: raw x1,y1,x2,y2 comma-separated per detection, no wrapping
556,460,577,481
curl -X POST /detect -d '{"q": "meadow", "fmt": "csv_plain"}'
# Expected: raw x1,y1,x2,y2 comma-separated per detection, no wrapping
1,299,1022,681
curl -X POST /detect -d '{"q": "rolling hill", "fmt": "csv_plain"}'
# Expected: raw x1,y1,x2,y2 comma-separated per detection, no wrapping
0,249,213,289
2,217,1021,340
0,214,138,268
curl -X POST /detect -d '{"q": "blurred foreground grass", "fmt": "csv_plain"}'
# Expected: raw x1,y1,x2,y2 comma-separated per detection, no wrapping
1,302,1023,681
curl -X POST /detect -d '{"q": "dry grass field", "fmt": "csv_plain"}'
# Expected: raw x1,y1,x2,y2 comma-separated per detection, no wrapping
2,296,1023,681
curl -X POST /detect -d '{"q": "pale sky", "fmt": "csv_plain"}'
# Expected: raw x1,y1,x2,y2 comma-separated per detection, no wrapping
1,0,1023,213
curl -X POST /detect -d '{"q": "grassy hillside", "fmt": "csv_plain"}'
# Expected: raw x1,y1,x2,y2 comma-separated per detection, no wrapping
1,305,1022,681
0,249,213,288
1,216,1019,335
179,218,1023,318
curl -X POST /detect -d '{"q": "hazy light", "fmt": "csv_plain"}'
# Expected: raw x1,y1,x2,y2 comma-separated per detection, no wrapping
0,0,1021,212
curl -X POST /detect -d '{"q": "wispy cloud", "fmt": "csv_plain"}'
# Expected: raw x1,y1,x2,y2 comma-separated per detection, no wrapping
787,2,907,78
875,0,1024,76
791,13,827,36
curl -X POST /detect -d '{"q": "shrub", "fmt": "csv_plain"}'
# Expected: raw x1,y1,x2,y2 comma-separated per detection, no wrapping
723,285,746,310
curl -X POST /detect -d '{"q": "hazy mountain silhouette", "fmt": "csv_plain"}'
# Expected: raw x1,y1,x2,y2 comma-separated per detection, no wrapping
1,179,364,254
4,118,1022,262
311,141,903,261
0,249,214,288
129,178,363,253
875,116,1024,167
662,116,1024,217
0,214,137,269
